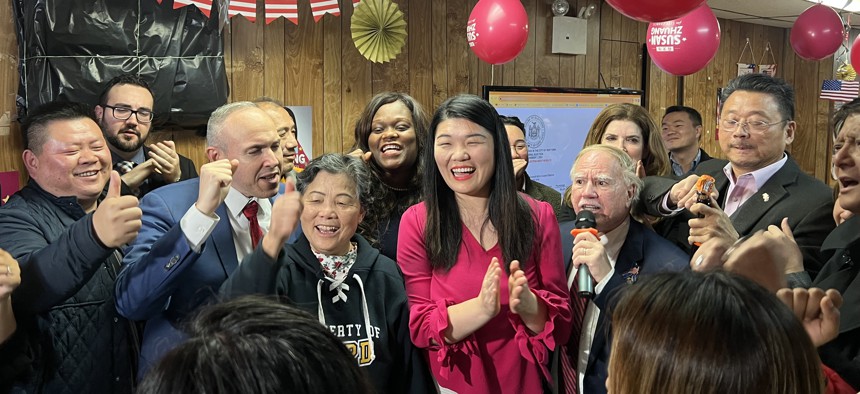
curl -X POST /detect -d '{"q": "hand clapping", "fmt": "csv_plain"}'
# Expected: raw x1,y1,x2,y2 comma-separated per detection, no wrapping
148,140,182,183
478,258,502,320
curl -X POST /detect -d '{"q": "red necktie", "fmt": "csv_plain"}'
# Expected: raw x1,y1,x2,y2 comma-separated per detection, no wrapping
242,200,263,247
560,269,589,394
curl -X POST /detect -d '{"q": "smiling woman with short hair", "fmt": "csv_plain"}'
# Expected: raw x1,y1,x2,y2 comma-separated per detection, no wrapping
222,153,433,394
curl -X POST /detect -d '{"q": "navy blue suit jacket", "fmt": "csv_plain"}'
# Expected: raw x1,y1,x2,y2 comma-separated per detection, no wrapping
116,178,244,374
559,218,689,394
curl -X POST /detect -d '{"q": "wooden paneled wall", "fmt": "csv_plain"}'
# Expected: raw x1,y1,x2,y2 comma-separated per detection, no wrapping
0,0,838,189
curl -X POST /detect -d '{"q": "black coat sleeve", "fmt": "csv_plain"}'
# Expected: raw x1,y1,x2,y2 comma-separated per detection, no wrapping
0,210,113,314
219,246,283,299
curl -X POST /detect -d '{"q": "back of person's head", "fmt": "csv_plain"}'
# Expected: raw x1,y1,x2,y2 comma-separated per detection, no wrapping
98,73,154,105
721,73,795,121
608,271,824,394
21,101,97,153
664,105,702,127
137,295,372,394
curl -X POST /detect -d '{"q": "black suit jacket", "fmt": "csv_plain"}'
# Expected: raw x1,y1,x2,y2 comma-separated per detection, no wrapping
644,157,835,276
114,147,198,198
559,218,689,394
814,215,860,389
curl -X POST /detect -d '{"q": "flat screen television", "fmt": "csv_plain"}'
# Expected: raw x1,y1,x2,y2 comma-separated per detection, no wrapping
483,86,645,194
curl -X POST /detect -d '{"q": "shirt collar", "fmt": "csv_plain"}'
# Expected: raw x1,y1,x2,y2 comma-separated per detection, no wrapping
722,153,788,190
26,179,88,218
224,187,272,219
111,149,146,165
602,216,631,262
669,149,703,177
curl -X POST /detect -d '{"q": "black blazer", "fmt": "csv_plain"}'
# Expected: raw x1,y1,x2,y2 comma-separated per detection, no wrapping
643,156,835,276
814,216,860,389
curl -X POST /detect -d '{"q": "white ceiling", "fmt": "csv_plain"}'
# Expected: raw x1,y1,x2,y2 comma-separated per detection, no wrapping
708,0,858,28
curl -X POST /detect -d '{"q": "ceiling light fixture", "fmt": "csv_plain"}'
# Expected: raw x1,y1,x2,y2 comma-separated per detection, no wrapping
552,0,570,16
804,0,860,12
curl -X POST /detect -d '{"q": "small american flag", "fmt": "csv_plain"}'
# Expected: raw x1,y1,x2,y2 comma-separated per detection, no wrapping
820,80,860,102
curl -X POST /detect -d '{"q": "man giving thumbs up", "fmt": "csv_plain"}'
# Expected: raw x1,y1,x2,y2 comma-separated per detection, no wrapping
0,101,141,393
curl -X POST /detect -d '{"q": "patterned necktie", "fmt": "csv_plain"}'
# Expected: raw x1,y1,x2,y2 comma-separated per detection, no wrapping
560,269,589,394
242,200,263,247
114,161,137,175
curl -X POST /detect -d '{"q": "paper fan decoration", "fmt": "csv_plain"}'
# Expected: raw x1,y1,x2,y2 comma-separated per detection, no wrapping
837,62,857,81
351,0,407,63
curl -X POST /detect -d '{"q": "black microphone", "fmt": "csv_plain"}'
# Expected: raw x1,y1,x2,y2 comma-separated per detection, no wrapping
570,210,598,298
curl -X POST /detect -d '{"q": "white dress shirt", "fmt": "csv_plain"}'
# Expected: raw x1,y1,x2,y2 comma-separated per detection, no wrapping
577,218,630,393
179,187,272,263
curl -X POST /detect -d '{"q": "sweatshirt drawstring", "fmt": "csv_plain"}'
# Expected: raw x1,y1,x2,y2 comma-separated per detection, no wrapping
316,279,327,325
315,274,376,364
354,274,376,363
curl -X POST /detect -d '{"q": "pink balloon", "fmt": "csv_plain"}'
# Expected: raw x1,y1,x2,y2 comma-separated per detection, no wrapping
790,4,844,61
607,0,705,23
467,0,529,65
646,5,721,76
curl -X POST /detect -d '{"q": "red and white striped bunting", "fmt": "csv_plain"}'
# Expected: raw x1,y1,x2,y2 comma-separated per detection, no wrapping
265,0,299,24
309,0,359,22
309,0,339,21
227,0,256,22
173,0,214,17
166,0,362,24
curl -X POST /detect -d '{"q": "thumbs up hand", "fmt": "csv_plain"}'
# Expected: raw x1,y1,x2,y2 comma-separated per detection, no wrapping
261,178,302,258
93,171,143,248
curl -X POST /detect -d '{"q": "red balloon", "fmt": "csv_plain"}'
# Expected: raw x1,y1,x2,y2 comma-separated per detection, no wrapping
850,35,860,73
467,0,529,65
646,5,720,76
790,4,844,61
607,0,705,23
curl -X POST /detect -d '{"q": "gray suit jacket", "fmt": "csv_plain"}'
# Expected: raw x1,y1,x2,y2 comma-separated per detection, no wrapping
523,172,564,221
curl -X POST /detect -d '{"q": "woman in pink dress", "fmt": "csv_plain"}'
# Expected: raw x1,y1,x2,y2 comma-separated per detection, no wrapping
397,94,572,393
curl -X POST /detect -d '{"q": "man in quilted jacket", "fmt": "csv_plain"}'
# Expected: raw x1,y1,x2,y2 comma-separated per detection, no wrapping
0,101,140,393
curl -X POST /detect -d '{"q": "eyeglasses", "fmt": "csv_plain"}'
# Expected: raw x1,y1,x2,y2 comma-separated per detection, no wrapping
720,118,787,133
103,104,154,123
510,142,528,152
